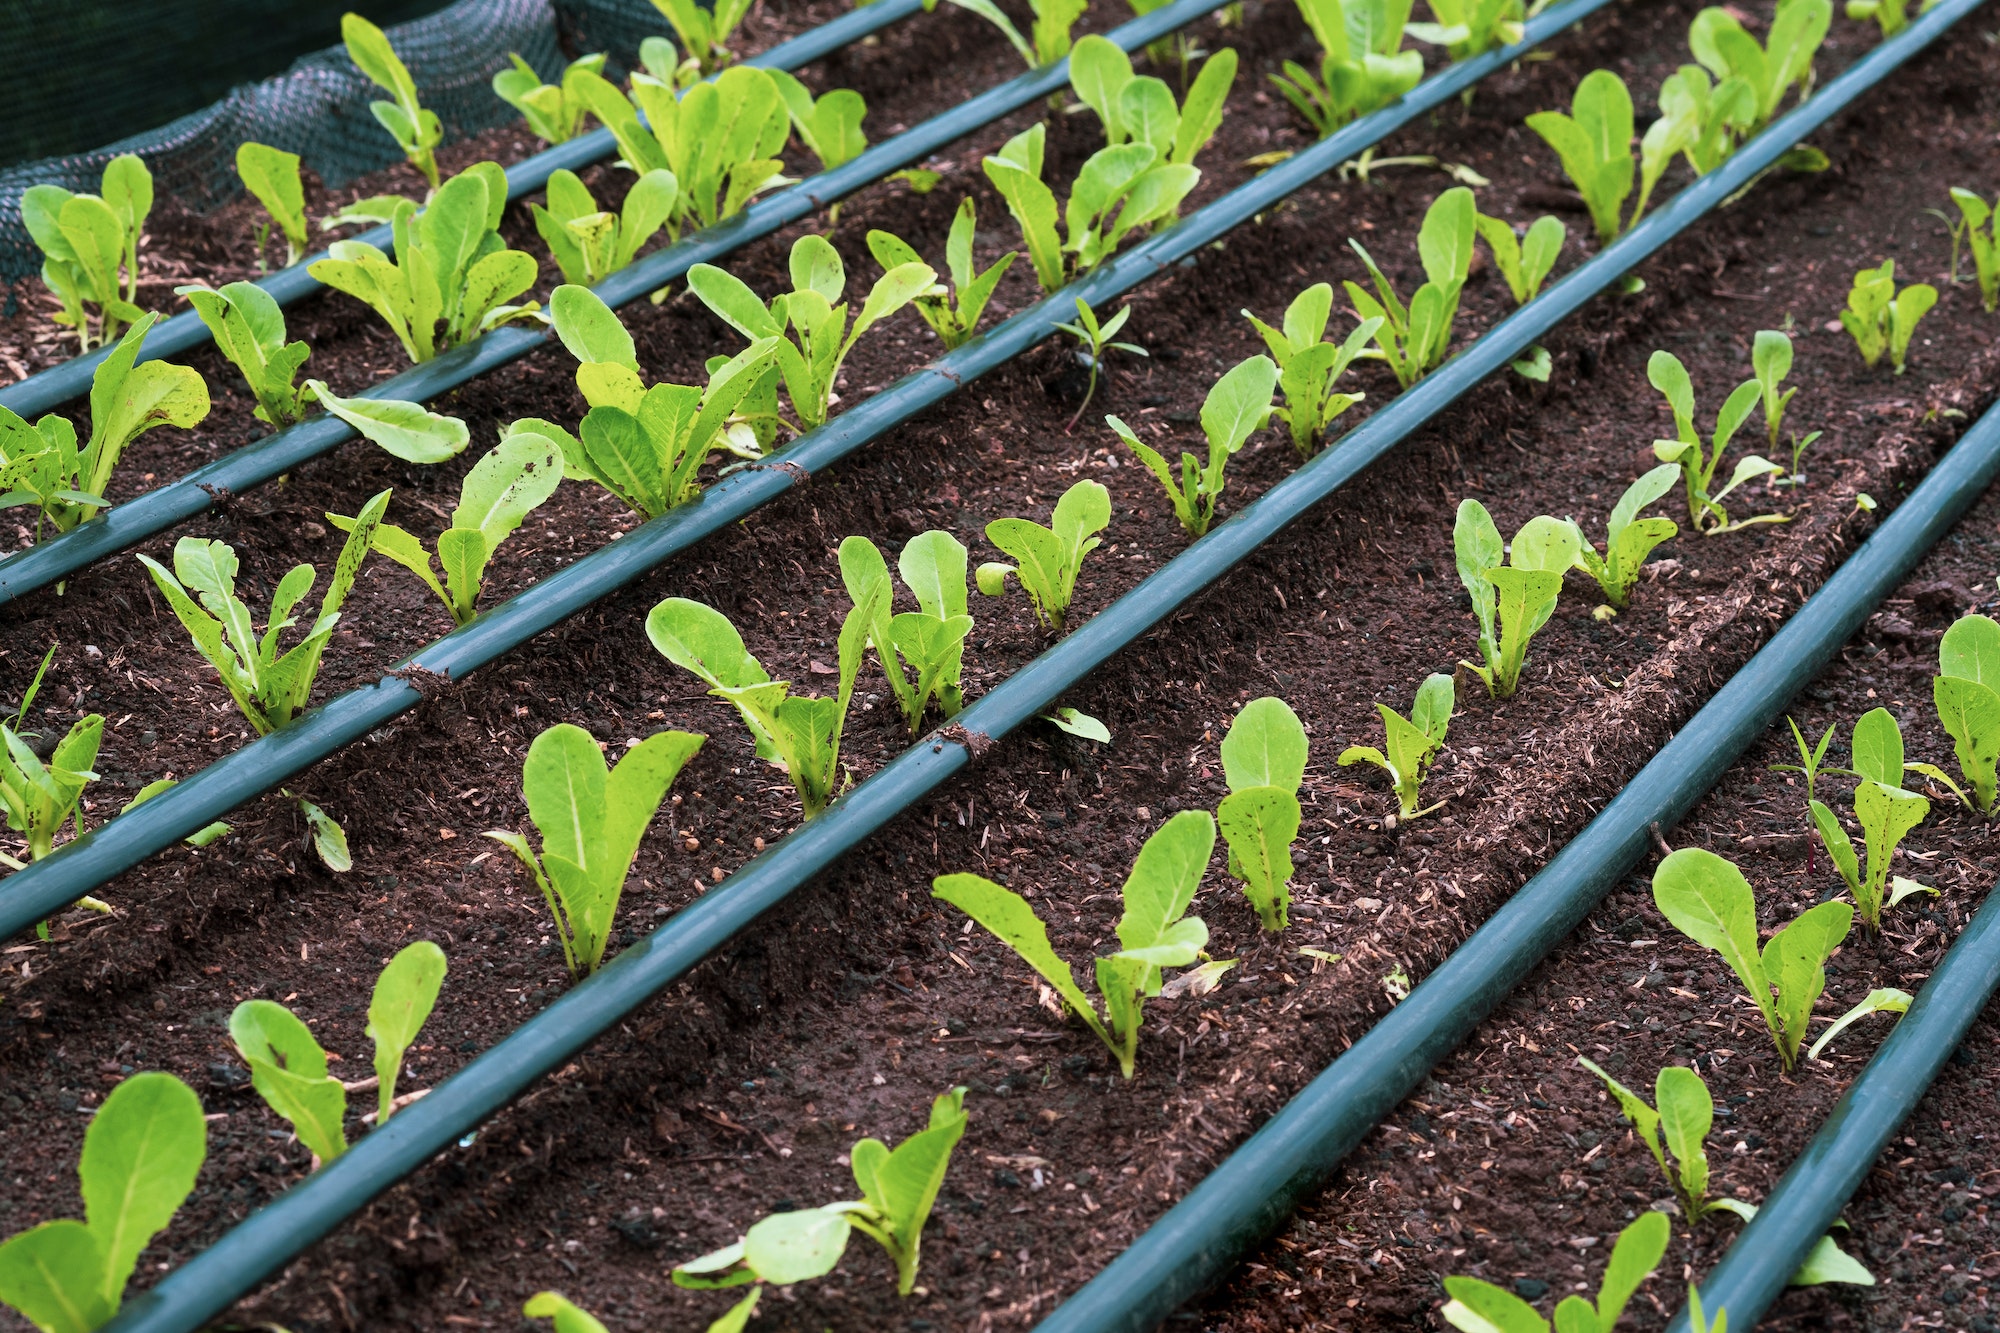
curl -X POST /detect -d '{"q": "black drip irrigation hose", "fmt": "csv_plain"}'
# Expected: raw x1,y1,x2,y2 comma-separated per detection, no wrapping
0,0,1230,606
0,0,927,422
83,10,1621,1331
1663,882,2000,1331
0,0,1616,941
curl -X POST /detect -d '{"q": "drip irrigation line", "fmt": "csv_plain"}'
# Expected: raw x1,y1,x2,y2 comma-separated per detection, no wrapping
0,0,1615,940
78,9,1623,1330
0,0,1232,607
0,0,928,422
1664,882,2000,1332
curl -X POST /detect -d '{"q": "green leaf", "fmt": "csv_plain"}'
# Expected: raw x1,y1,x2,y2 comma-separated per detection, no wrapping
932,873,1108,1045
1042,707,1110,741
1809,799,1861,897
551,285,639,373
298,796,351,872
687,263,784,340
1441,1275,1551,1333
848,1086,968,1292
1654,1066,1711,1209
742,1208,852,1285
523,1291,611,1333
78,1072,206,1307
1765,899,1853,1064
1791,1235,1875,1287
305,380,468,463
1200,355,1280,457
1221,696,1308,794
1218,786,1300,931
367,940,447,1122
1652,848,1775,1032
235,143,307,257
1595,1211,1669,1330
1418,187,1477,290
229,1000,347,1161
0,1222,112,1333
1576,1057,1669,1180
1849,708,1904,789
1941,613,2000,686
1807,986,1911,1061
1115,810,1214,967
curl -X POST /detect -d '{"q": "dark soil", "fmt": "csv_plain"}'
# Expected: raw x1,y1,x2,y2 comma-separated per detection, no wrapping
3,2,1999,1333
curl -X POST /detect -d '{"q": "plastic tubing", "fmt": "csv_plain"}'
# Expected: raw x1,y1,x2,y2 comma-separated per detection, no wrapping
0,0,1617,940
0,0,1232,606
1662,885,2000,1332
84,9,1619,1331
0,0,927,422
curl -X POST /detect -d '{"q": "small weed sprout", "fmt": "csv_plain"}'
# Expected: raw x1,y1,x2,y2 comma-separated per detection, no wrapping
1056,299,1147,431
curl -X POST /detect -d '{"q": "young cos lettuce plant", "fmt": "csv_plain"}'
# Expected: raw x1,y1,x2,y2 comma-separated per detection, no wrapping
1839,260,1937,375
308,161,542,363
328,431,563,626
1578,1058,1734,1221
1442,1211,1668,1333
1951,187,2000,313
231,940,447,1162
839,531,974,735
0,646,102,872
493,52,607,145
0,314,209,541
939,0,1087,68
1270,0,1424,139
0,1072,206,1333
1648,350,1785,534
1527,71,1635,246
1346,186,1476,389
1407,0,1529,60
1454,499,1579,699
673,1087,969,1297
1340,673,1452,820
1069,36,1237,169
976,479,1111,630
647,596,867,818
1108,353,1277,538
934,811,1218,1077
1810,708,1935,933
176,281,312,427
573,65,790,235
771,70,869,174
655,0,757,76
531,167,679,287
1645,63,1756,196
1475,212,1565,306
1242,283,1378,455
982,123,1200,294
1934,613,2000,813
1749,329,1823,485
868,199,1018,351
488,723,702,977
1689,0,1831,128
1218,696,1309,930
342,13,444,189
689,234,935,432
1566,463,1681,613
22,153,152,350
137,491,389,736
1653,847,1852,1070
236,141,308,269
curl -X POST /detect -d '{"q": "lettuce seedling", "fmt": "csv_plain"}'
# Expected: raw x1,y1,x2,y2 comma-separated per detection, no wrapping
1340,673,1452,820
935,812,1217,1077
1646,64,1756,193
1527,71,1635,246
494,52,607,145
177,281,313,427
1269,0,1424,139
1443,1211,1668,1333
1846,0,1921,35
1578,1058,1735,1220
1811,708,1934,933
1346,187,1476,388
689,234,935,431
236,142,308,269
308,161,542,363
232,940,448,1161
976,479,1111,630
1840,260,1937,374
840,531,974,734
656,0,756,76
0,1072,206,1333
1647,350,1785,533
1242,283,1378,455
1055,299,1147,431
1689,0,1831,128
1653,847,1852,1070
1934,613,2000,813
532,167,678,286
328,431,563,626
647,596,866,818
1952,187,2000,313
137,490,389,736
770,70,869,173
0,643,101,869
674,1087,969,1296
1069,36,1237,170
1476,213,1564,306
1706,1199,1877,1287
868,199,1017,351
1568,463,1680,613
1750,328,1821,483
0,314,209,541
343,13,443,189
982,123,1200,293
938,0,1087,68
1454,500,1579,699
1406,0,1528,60
488,723,702,976
572,65,790,233
1219,696,1308,930
1108,353,1277,537
22,153,152,350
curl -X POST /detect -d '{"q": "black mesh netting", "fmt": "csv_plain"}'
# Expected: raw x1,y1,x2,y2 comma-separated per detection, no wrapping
0,0,684,291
